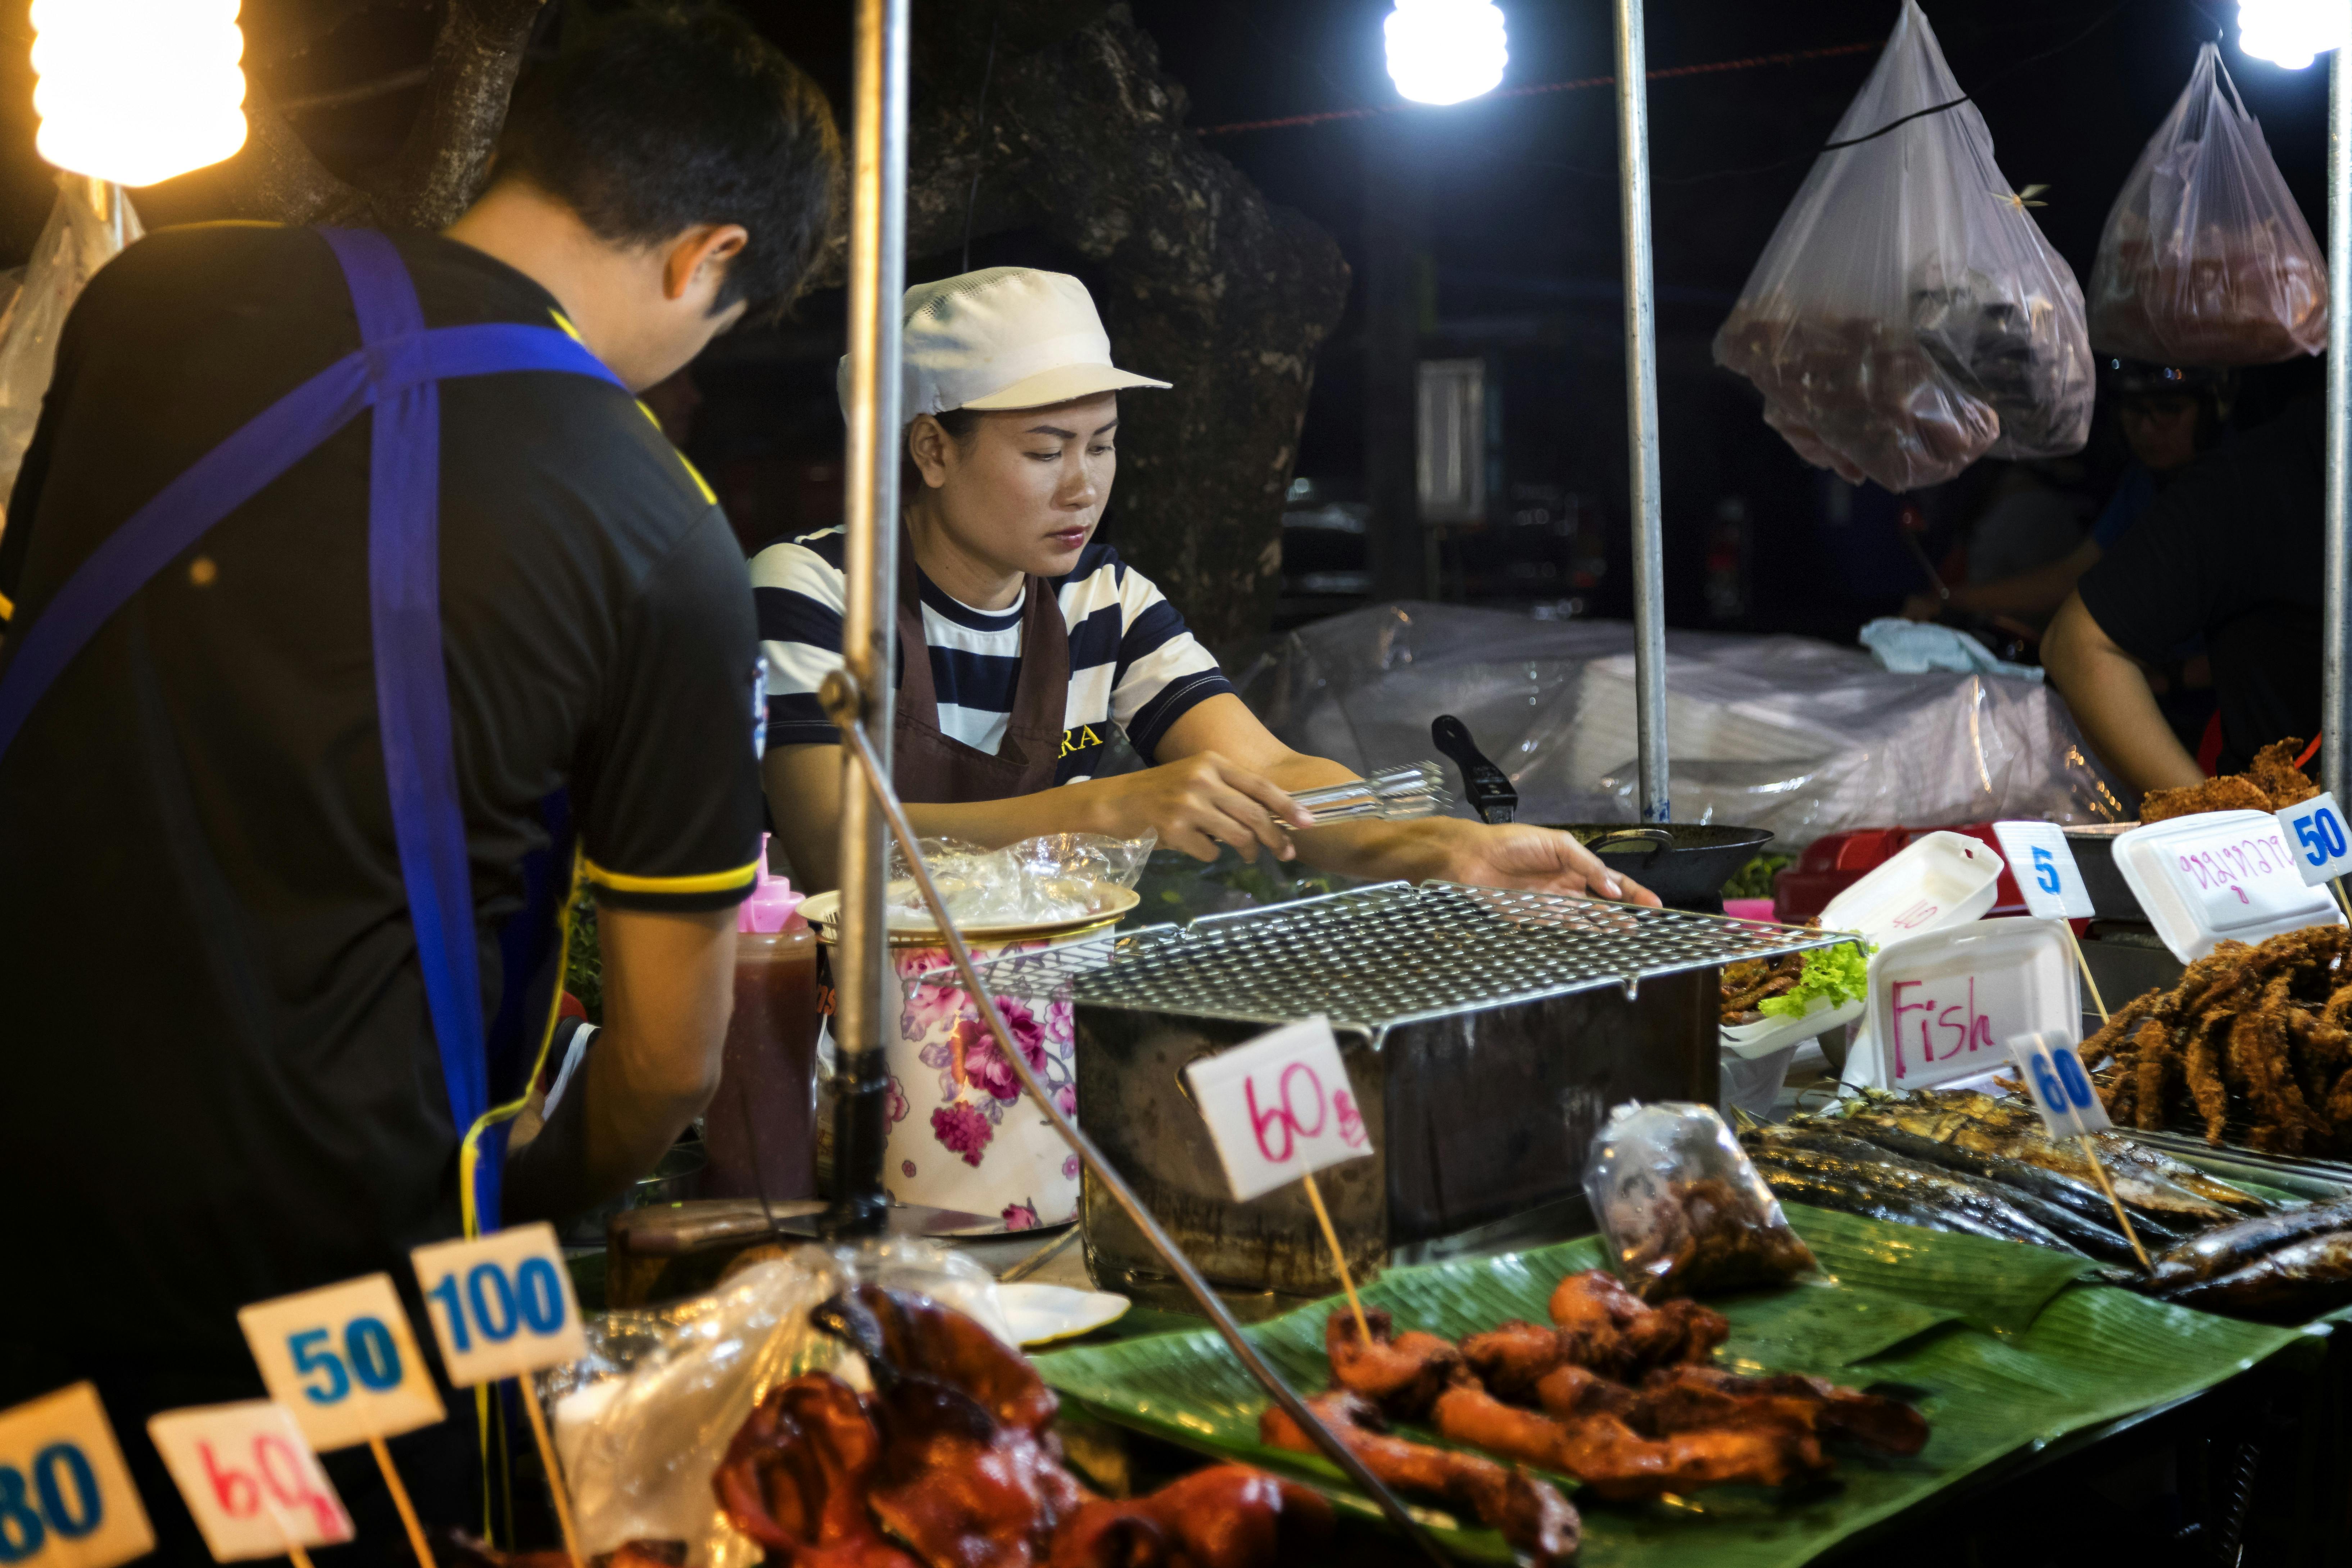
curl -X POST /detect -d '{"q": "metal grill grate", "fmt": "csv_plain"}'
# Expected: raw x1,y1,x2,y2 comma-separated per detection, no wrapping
962,881,1851,1030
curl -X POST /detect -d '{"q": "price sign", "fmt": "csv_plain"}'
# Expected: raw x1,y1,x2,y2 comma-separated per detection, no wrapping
238,1275,445,1452
1990,821,2093,920
1183,1016,1373,1202
410,1224,586,1387
146,1403,352,1562
2007,1030,2113,1139
0,1384,153,1568
2275,793,2352,887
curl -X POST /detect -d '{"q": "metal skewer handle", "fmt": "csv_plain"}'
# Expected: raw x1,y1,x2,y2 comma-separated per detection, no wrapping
817,669,1449,1567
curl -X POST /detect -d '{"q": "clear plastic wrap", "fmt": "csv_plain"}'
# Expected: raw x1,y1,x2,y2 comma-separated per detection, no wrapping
1584,1102,1817,1301
1230,602,2127,853
0,178,141,541
2087,44,2327,366
1713,1,2091,491
883,831,1154,927
537,1240,1007,1566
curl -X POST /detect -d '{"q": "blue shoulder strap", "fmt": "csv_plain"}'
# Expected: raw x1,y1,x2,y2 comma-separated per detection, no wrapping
0,227,625,1232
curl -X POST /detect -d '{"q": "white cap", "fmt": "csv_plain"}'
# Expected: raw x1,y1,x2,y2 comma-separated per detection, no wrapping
837,266,1171,426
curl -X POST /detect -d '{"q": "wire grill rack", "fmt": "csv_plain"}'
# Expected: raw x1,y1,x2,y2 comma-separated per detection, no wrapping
962,881,1853,1031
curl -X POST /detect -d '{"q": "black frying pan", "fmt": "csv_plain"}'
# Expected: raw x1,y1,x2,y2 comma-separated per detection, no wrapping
1432,714,1773,904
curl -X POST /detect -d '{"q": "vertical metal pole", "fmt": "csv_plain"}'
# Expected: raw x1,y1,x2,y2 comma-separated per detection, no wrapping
2327,46,2351,808
1614,0,1669,823
824,0,907,1238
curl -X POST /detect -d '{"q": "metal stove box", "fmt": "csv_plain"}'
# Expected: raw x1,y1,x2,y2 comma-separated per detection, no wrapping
967,883,1841,1299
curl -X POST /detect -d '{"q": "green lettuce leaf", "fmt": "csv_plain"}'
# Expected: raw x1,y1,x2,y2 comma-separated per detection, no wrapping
1756,940,1871,1018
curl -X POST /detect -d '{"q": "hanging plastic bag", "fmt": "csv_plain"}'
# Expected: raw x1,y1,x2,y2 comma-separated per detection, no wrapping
2087,44,2327,366
1713,1,2092,492
1583,1101,1816,1301
0,176,141,541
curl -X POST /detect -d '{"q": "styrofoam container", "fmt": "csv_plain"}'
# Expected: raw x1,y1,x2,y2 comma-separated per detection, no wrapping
1816,829,2004,948
1851,916,2080,1091
1720,994,1866,1060
2113,809,2346,962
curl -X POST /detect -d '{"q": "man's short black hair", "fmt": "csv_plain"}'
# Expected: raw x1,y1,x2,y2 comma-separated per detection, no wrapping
495,4,841,323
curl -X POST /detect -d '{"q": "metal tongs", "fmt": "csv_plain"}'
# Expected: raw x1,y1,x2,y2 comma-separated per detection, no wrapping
1290,761,1452,826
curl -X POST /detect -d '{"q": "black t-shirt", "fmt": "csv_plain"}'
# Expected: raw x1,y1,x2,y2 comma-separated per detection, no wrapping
0,226,762,1374
2076,395,2323,776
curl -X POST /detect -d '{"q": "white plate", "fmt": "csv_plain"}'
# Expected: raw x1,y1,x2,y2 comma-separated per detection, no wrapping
999,1282,1129,1347
1719,994,1865,1060
798,884,1139,944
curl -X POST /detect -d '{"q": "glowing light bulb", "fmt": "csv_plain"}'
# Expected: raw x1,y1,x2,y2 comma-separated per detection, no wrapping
31,0,246,186
1385,0,1509,107
2238,0,2347,68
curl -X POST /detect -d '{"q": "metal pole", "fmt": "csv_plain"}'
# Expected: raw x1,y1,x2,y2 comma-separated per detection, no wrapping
1614,0,1669,823
817,671,1450,1568
2327,46,2351,808
824,0,907,1239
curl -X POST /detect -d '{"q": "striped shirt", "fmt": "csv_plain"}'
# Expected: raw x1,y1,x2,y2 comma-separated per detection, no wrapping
750,527,1235,783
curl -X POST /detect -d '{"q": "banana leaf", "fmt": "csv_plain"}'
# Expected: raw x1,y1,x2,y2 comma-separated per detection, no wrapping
1035,1206,2305,1568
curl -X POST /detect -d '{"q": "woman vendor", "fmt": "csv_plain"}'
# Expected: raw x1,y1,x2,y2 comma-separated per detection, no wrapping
756,267,1652,902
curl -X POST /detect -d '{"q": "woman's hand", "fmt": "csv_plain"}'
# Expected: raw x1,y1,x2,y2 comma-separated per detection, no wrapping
1408,820,1663,905
1075,752,1314,862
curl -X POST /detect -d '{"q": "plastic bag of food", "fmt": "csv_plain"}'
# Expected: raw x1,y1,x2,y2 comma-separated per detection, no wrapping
1713,0,2090,491
2087,44,2327,366
538,1239,1008,1566
884,831,1154,927
1584,1101,1816,1301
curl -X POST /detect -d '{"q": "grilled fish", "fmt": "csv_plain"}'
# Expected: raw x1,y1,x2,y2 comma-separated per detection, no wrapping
1744,1142,2079,1254
1804,1117,2182,1253
1748,1160,2070,1251
2143,1200,2352,1291
2160,1229,2352,1320
1834,1106,2234,1228
1754,1124,2142,1263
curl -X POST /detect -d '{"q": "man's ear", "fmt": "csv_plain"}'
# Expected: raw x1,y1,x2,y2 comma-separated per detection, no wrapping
663,223,749,304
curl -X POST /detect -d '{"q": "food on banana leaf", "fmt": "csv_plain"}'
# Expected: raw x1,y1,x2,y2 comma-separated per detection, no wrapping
2142,1198,2352,1291
2159,1229,2352,1320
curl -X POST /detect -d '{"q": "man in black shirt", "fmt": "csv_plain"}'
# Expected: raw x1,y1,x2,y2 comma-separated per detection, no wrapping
2045,394,2322,794
0,8,838,1556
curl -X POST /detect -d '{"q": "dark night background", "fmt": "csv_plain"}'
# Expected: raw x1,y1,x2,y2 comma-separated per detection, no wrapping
0,0,2330,648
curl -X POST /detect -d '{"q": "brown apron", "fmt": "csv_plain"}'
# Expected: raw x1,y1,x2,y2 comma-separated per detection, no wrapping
890,537,1071,804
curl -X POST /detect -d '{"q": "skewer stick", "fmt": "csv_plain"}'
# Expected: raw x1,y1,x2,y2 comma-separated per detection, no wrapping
520,1380,585,1568
1301,1171,1371,1344
2064,926,2109,1023
2074,1133,2154,1274
2332,876,2352,923
259,1497,314,1568
367,1435,435,1568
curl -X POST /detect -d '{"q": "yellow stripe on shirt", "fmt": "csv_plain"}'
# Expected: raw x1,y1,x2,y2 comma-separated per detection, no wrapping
552,309,720,506
584,854,761,896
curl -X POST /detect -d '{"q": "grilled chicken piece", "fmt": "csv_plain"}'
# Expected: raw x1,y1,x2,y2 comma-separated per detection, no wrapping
711,1375,920,1568
1327,1307,1465,1418
814,1287,1084,1568
1432,1382,1828,1502
1545,1270,1730,1379
1637,1366,1928,1456
1460,1320,1571,1403
1260,1391,1580,1567
1044,1465,1334,1568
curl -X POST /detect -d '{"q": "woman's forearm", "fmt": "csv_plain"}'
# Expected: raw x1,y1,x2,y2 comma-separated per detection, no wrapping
2044,595,2203,794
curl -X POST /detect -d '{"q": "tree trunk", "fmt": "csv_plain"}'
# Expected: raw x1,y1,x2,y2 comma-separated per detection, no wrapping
903,2,1352,653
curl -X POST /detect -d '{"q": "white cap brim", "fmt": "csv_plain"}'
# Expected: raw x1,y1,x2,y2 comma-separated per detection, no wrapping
958,363,1172,411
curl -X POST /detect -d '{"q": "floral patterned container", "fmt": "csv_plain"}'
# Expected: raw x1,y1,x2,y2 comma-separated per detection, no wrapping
805,894,1132,1232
